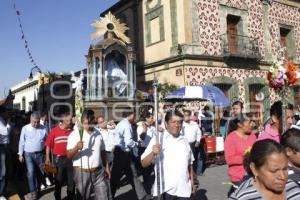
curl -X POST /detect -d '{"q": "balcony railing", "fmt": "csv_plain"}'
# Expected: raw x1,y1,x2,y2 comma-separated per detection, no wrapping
221,33,261,60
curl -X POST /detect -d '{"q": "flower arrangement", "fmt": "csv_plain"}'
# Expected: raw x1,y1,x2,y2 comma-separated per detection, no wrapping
266,47,299,132
267,60,298,90
71,71,84,140
74,91,84,140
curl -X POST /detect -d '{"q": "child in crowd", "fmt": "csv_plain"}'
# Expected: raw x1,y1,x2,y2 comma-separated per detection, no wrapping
281,128,300,185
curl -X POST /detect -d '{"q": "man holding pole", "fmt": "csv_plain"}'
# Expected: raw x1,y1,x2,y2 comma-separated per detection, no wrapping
67,110,110,200
141,110,196,200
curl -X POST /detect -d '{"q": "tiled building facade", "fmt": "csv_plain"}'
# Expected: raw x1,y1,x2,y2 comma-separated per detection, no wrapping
101,0,300,125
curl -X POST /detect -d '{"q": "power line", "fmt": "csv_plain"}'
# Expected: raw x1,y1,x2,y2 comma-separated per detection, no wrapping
11,0,39,69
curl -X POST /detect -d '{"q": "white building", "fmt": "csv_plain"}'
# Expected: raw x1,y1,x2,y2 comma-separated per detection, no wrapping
10,74,39,112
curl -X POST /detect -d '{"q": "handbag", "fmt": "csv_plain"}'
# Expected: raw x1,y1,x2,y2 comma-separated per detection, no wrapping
43,150,57,175
44,163,57,175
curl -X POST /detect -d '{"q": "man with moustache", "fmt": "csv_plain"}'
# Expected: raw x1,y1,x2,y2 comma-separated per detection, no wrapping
141,110,195,200
45,112,74,200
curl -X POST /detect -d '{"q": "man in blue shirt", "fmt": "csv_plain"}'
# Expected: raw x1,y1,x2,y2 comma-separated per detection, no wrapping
110,108,149,200
18,112,47,200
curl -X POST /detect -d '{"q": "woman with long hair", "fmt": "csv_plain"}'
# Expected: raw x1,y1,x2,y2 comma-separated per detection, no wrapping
225,113,257,196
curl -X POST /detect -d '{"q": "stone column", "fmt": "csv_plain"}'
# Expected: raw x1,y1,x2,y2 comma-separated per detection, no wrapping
133,61,136,97
262,0,273,61
128,60,133,99
90,58,96,100
85,56,91,101
97,58,103,99
86,65,90,101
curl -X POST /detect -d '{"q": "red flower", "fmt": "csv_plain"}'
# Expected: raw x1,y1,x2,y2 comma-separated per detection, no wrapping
285,61,298,86
287,71,297,85
267,71,276,89
286,61,297,72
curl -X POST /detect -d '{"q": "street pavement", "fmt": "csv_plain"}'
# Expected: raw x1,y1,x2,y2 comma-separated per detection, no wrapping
10,164,230,200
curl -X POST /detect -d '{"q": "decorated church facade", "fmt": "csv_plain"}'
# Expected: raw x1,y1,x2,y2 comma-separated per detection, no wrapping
86,0,300,127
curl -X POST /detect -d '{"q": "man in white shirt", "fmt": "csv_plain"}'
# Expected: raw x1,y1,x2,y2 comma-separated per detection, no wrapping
96,116,116,165
67,110,110,200
136,112,156,194
0,107,11,200
40,112,49,132
141,110,196,200
137,112,156,149
182,110,201,173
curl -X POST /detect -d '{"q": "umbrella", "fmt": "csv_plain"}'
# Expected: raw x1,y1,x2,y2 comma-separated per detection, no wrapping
164,85,230,107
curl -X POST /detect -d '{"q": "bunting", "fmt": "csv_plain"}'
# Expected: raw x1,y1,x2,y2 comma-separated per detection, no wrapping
12,0,39,68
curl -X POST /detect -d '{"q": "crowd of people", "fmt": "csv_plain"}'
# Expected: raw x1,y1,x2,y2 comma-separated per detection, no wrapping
225,100,300,199
0,99,300,200
0,105,204,200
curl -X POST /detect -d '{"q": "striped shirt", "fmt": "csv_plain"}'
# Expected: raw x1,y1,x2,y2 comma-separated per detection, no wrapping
229,178,300,200
45,126,72,156
288,165,300,185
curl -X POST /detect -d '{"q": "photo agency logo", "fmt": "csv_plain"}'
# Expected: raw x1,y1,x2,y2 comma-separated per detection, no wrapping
49,72,138,121
49,73,265,124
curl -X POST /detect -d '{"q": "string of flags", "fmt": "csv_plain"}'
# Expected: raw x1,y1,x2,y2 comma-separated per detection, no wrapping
12,0,39,69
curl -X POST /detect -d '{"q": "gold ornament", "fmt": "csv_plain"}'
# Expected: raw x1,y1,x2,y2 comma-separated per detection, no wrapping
90,11,131,44
37,73,50,86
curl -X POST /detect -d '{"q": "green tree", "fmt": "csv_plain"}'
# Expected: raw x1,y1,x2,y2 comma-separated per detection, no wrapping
158,83,178,100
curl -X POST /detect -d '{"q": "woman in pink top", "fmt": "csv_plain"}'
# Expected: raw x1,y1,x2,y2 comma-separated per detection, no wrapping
257,101,294,143
225,113,257,196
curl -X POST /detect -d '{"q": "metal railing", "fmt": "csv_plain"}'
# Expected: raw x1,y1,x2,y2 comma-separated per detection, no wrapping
220,33,261,59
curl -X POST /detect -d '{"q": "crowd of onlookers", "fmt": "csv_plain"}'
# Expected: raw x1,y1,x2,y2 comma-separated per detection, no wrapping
224,100,300,199
1,99,300,200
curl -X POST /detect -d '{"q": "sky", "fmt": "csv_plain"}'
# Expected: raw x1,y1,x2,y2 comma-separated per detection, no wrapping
0,0,119,99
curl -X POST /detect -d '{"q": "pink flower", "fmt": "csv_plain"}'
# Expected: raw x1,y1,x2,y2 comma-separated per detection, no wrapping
274,70,285,88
